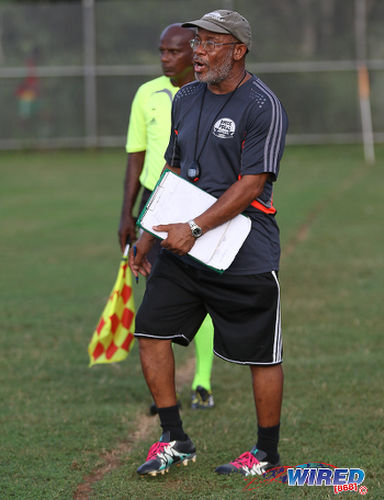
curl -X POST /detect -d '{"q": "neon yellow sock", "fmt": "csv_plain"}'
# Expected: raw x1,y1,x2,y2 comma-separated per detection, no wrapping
192,315,214,391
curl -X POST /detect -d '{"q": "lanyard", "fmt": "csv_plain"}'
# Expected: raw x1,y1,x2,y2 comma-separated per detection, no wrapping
187,70,247,182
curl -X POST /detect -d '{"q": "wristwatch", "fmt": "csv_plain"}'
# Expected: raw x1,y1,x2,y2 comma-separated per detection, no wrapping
188,219,203,238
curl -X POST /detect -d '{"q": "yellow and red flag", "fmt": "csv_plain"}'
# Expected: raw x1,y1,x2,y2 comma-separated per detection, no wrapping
88,245,135,366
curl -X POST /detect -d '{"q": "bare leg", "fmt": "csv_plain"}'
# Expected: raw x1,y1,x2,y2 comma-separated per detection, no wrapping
250,364,284,427
138,338,177,408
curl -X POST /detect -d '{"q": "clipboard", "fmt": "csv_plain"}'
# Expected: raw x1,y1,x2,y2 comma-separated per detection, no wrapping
137,170,252,272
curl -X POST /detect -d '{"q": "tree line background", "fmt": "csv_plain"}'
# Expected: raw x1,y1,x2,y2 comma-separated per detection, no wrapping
0,0,383,147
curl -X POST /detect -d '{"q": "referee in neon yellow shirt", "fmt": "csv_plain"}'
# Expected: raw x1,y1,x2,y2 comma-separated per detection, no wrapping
118,24,214,411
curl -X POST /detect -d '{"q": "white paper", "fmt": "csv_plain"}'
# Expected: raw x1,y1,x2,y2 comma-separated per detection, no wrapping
138,171,251,271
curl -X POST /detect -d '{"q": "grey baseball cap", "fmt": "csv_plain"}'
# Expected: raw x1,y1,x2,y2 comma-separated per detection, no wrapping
182,10,252,49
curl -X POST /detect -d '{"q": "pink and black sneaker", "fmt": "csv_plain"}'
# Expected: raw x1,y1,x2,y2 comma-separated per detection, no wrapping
215,447,280,476
137,431,196,476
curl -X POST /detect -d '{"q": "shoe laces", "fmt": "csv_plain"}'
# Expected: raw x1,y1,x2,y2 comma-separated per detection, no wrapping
231,451,260,470
146,441,168,461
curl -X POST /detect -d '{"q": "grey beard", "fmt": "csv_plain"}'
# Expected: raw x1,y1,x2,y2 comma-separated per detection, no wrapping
196,51,234,85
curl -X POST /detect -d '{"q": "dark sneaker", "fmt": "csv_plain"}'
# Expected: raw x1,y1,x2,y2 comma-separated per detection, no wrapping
191,385,214,410
215,447,280,476
137,431,196,476
149,398,182,416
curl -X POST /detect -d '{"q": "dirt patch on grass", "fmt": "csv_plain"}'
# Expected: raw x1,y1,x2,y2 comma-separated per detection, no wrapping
73,356,196,499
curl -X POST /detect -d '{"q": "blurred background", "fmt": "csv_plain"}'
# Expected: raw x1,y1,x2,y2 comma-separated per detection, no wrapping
0,0,383,157
1,3,383,497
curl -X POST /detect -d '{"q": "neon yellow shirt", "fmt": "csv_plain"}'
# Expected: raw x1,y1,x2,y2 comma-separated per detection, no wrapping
126,75,179,191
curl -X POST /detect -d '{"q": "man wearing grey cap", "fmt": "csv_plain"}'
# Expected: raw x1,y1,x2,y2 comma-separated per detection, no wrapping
130,9,288,477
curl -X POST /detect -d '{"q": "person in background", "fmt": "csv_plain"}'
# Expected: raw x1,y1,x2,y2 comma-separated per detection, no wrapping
129,10,288,477
118,24,215,411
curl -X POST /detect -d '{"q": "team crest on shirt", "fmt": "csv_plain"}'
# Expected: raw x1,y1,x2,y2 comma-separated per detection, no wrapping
213,118,236,139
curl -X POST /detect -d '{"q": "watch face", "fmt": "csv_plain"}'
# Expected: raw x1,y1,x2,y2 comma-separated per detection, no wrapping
189,220,202,238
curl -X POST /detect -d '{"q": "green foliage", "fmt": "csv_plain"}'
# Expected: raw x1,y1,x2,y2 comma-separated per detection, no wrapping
0,0,383,143
2,0,383,65
0,145,383,498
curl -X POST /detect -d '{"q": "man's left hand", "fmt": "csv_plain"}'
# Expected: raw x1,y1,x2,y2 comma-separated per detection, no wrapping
153,222,196,255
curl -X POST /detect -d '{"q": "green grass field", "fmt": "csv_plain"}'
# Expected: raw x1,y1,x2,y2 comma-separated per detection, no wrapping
1,145,383,499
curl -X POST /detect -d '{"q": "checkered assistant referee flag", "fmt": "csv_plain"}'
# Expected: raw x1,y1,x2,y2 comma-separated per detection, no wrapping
88,245,135,366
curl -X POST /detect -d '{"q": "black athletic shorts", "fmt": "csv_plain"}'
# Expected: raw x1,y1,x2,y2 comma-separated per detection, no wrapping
135,251,282,365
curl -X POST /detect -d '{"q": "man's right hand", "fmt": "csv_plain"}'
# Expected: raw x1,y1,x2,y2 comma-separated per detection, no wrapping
128,232,155,278
118,213,137,252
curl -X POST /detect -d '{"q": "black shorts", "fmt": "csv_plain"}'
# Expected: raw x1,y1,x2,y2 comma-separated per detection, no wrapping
135,252,282,365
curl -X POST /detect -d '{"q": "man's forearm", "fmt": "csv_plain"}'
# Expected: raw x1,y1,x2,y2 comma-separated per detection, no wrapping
121,151,146,216
118,151,146,249
194,173,269,235
151,173,270,257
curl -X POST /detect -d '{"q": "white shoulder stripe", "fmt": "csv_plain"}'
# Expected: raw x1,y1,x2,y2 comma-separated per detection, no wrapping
256,80,283,174
253,80,283,174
